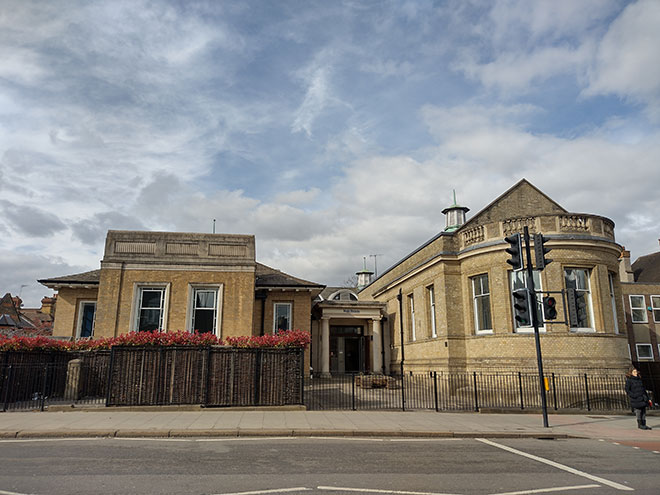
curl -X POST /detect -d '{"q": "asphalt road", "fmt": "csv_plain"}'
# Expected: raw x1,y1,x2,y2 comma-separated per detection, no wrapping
0,437,658,495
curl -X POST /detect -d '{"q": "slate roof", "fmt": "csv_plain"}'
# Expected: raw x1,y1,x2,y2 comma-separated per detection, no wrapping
0,293,24,328
0,293,50,336
632,251,660,283
38,270,101,287
21,309,53,332
255,263,324,289
39,266,324,291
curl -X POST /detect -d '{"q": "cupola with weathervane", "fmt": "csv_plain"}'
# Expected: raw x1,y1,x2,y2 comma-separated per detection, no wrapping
442,190,469,232
356,257,374,290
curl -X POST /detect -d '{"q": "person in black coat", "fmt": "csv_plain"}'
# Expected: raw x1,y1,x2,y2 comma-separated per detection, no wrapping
625,367,652,430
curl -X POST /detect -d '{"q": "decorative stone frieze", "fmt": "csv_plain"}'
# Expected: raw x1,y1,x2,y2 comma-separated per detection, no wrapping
166,242,197,255
603,220,614,240
559,215,589,232
462,226,485,247
502,217,536,236
115,241,156,254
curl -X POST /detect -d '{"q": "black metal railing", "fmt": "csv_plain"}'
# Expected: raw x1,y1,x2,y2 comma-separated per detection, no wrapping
0,348,648,413
304,371,635,412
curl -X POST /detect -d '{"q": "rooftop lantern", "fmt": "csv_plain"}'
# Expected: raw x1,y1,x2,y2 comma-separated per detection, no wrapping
356,257,374,290
442,190,469,232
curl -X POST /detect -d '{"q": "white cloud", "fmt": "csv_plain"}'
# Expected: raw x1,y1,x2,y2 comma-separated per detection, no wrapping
585,0,660,118
274,188,321,205
292,65,332,137
458,43,593,91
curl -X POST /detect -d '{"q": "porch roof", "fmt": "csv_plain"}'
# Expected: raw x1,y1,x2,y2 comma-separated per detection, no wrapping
38,269,101,289
255,262,325,291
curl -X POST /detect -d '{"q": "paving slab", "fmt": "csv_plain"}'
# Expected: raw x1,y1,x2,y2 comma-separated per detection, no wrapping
0,408,657,441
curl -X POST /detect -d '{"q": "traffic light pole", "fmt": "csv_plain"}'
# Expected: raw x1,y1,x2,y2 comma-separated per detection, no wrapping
523,226,549,428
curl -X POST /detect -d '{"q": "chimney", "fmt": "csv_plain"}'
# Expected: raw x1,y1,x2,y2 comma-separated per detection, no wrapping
11,296,23,309
40,296,56,316
618,247,634,283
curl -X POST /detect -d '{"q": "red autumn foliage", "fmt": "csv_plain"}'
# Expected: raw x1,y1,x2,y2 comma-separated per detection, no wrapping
0,329,310,352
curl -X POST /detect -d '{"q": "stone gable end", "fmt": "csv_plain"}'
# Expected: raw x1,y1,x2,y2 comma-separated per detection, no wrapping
463,180,566,229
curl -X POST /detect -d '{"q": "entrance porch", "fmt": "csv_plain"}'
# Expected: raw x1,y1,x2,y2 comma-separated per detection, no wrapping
311,297,387,377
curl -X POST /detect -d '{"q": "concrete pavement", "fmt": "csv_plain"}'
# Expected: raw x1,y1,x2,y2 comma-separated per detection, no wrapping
0,408,658,442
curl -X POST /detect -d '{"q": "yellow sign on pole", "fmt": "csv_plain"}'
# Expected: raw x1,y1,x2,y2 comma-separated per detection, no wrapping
544,377,549,391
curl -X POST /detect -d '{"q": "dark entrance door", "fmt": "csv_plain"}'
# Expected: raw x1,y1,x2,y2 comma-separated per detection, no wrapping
343,337,362,373
329,326,365,373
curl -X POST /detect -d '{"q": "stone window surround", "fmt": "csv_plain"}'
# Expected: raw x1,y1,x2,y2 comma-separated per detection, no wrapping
130,283,170,332
273,301,293,332
564,267,595,332
186,284,223,336
472,273,493,334
408,294,416,341
427,285,437,339
608,273,619,334
75,300,96,339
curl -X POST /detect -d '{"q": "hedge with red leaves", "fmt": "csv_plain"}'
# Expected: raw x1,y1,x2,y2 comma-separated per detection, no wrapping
0,329,310,352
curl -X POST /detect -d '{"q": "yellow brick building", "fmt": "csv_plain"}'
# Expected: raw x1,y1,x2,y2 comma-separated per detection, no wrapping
358,179,631,374
39,231,324,349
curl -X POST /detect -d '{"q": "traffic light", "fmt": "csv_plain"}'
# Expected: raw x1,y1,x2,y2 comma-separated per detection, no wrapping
542,296,557,321
512,288,531,326
566,288,588,327
505,233,524,271
576,294,588,325
534,233,552,271
567,288,578,327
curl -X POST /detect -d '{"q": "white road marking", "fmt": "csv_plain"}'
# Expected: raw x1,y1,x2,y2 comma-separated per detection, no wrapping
0,490,32,495
213,488,310,495
488,484,600,494
317,487,460,495
476,438,634,492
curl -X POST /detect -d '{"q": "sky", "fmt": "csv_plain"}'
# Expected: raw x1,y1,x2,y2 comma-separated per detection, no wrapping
1,0,660,308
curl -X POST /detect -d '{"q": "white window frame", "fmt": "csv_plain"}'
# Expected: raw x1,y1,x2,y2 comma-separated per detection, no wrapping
472,273,493,334
564,268,594,332
408,294,416,341
509,270,545,333
131,284,170,332
427,285,437,338
75,301,96,339
651,296,660,323
186,285,223,336
273,302,292,333
608,273,619,334
636,343,654,360
629,295,647,323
